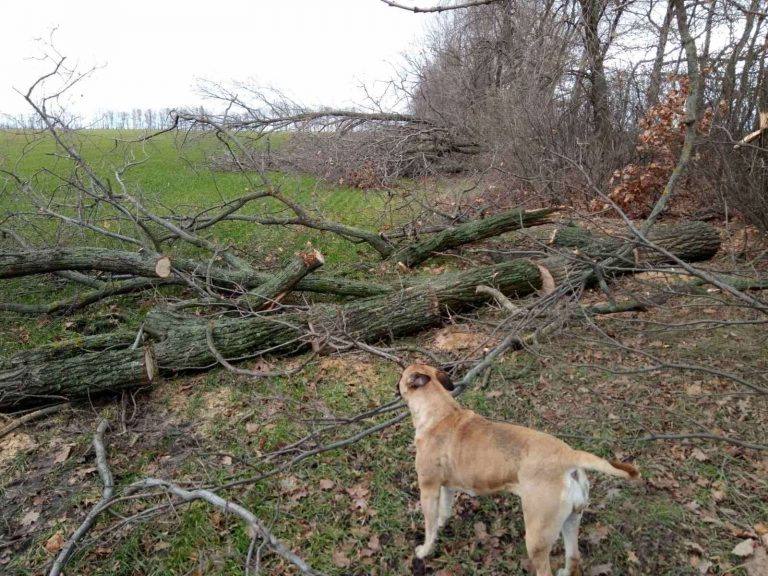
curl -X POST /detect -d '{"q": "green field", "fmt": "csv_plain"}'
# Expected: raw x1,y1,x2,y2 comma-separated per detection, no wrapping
1,130,766,576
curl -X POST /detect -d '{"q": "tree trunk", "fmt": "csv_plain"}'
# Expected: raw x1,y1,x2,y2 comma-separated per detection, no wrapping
0,221,720,409
0,246,391,302
391,207,554,267
240,249,324,310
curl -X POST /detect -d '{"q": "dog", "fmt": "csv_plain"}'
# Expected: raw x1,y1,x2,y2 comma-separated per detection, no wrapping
398,363,640,576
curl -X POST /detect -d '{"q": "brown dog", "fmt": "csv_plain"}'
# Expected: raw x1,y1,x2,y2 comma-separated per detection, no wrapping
398,364,640,576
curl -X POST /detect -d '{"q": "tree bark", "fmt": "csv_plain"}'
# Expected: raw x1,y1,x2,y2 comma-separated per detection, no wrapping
391,207,554,267
0,246,391,303
0,221,721,409
239,249,324,310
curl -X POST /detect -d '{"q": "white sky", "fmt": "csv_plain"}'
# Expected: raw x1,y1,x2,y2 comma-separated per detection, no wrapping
1,0,430,119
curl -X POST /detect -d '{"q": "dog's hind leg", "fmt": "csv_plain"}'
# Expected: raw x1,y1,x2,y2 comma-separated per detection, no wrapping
415,485,440,559
522,484,573,576
437,487,455,529
557,512,583,576
557,469,587,575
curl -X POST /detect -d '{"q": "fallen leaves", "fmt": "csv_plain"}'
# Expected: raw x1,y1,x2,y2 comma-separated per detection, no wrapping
332,549,351,568
434,327,490,352
745,546,768,576
732,539,756,557
44,531,65,554
52,443,74,465
0,432,37,467
588,562,613,575
19,510,40,527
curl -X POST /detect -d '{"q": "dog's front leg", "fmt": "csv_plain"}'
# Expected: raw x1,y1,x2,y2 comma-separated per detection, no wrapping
415,485,440,559
437,486,455,528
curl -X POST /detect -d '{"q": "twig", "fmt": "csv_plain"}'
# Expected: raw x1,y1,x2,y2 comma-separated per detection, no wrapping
49,419,113,576
0,403,69,439
636,433,767,451
130,479,326,576
379,0,502,13
476,284,523,314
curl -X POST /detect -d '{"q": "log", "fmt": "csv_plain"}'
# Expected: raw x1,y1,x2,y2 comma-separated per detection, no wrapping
0,246,390,306
550,221,720,265
391,207,554,267
0,221,721,408
0,332,155,408
240,249,324,310
544,220,721,286
0,259,542,407
0,248,195,280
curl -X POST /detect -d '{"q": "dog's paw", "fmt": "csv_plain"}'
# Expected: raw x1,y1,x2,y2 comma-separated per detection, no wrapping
414,544,433,559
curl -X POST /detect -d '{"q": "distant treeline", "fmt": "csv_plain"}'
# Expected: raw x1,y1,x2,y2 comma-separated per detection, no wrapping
0,107,198,130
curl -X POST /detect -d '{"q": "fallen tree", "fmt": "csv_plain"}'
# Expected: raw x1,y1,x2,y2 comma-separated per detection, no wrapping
0,207,555,315
0,220,721,409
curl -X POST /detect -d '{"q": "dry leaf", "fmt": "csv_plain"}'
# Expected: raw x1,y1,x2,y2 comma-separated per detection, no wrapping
319,479,335,490
691,448,709,462
586,523,610,545
685,383,703,396
745,546,768,576
53,444,74,465
589,563,613,576
332,549,351,568
245,422,259,434
434,328,486,352
44,531,65,554
474,521,489,542
367,534,381,552
732,539,756,557
20,510,40,527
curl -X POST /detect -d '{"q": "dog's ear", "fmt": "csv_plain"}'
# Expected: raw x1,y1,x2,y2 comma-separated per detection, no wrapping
436,370,454,391
408,372,431,388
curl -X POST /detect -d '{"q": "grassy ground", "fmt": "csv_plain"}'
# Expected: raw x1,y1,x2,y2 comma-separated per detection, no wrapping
1,131,767,575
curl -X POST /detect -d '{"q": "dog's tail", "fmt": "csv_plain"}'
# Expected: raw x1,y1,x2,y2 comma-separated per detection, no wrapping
572,450,640,480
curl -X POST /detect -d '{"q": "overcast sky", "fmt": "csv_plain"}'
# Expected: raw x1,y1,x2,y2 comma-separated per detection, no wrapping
1,1,431,119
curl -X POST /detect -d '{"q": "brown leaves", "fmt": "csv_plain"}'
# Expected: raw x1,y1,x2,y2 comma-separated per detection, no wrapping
19,510,40,527
586,523,610,545
434,327,488,352
52,443,74,465
346,483,371,514
44,531,65,554
332,549,351,568
732,539,756,557
588,563,613,576
745,546,768,576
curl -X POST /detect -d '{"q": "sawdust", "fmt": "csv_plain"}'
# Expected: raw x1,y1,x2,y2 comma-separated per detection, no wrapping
0,432,38,468
433,327,492,352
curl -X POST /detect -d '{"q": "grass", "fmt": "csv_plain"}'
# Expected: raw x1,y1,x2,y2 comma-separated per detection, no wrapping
1,130,767,575
7,307,766,575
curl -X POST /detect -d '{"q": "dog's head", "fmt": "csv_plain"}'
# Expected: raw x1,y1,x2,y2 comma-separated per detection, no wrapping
397,364,454,398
